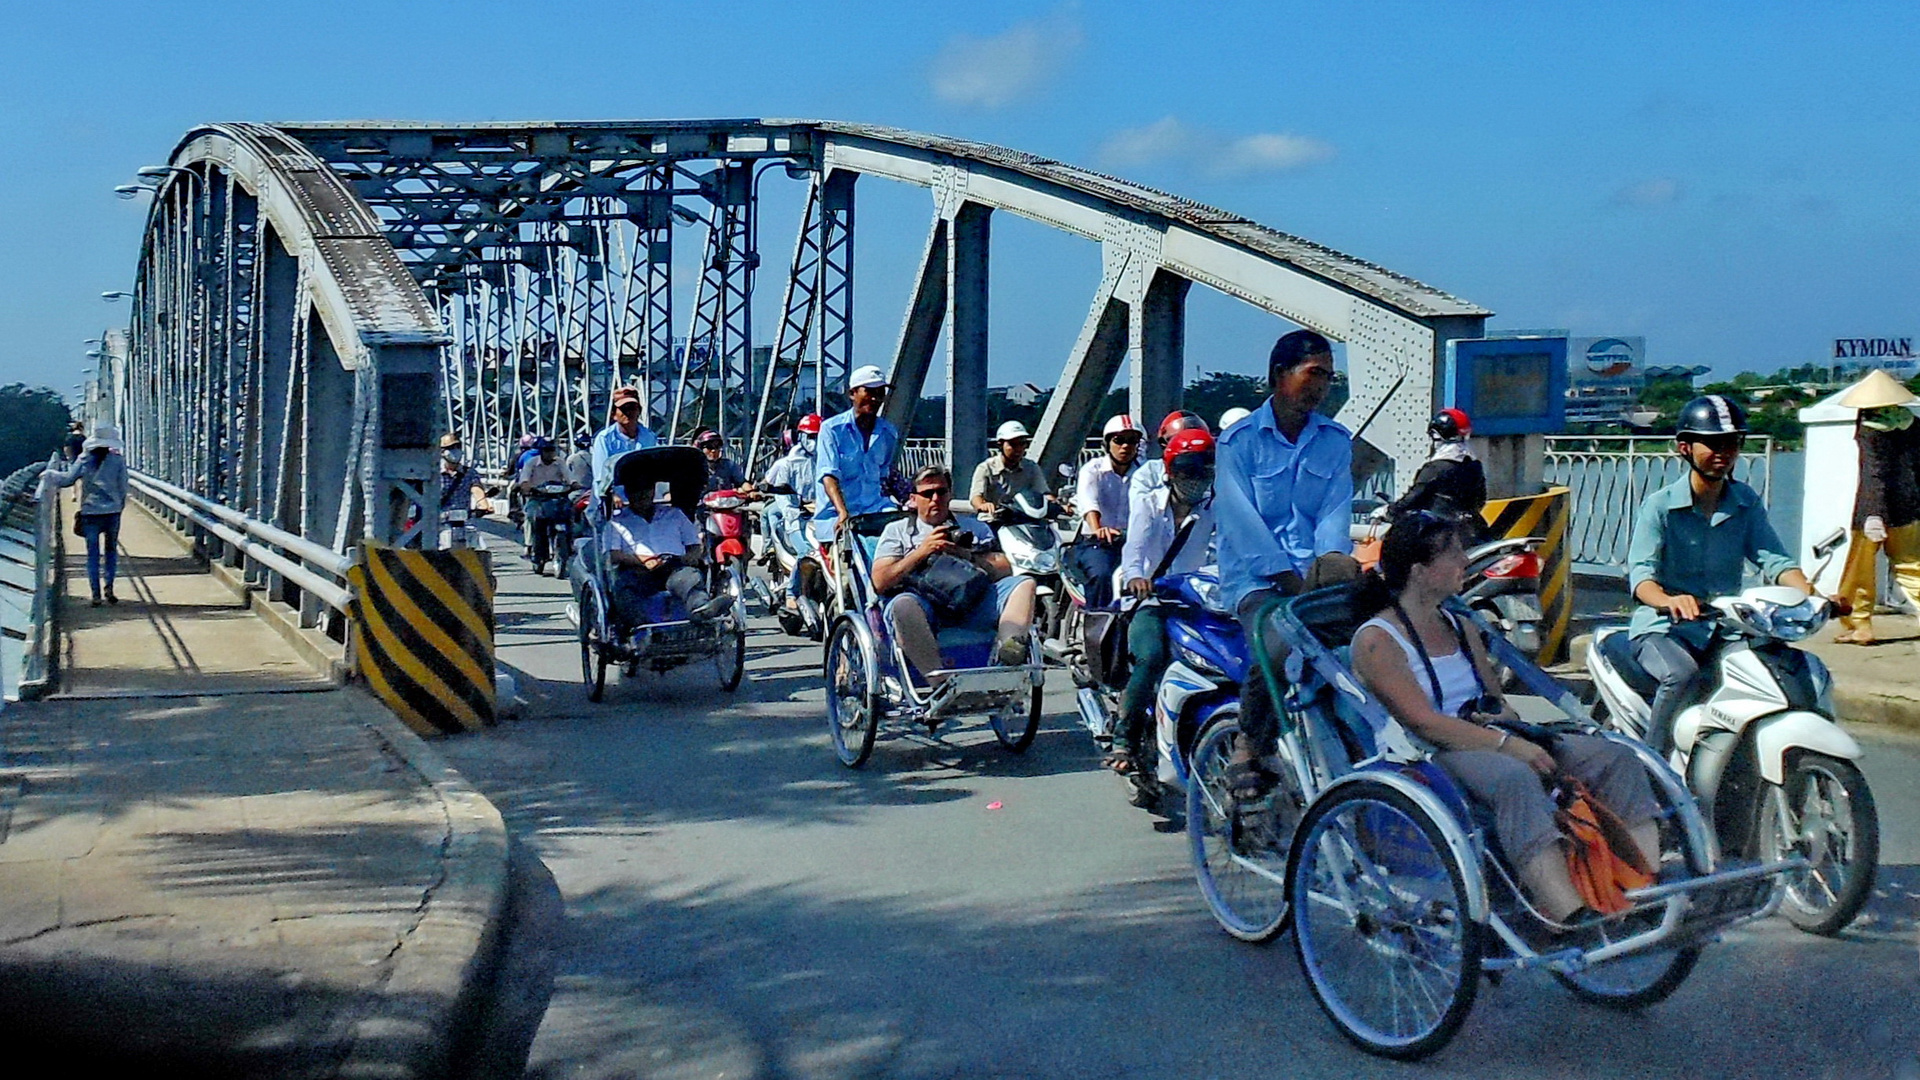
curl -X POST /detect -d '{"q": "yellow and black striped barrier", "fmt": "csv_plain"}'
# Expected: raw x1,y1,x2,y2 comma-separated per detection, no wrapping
1481,487,1572,666
348,544,495,735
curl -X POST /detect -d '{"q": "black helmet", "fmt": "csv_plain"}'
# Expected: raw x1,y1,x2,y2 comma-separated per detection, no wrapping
1675,395,1748,438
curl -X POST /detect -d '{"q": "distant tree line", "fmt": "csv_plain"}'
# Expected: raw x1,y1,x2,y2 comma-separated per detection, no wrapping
0,384,72,476
903,368,1343,441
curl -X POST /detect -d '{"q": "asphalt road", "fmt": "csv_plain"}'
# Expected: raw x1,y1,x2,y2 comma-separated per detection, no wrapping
443,528,1920,1079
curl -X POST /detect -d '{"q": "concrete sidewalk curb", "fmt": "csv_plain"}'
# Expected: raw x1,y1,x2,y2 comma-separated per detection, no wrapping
1828,684,1920,734
338,687,512,1079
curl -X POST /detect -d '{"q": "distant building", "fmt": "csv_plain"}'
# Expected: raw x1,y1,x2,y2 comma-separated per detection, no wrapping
1004,382,1047,407
1565,336,1646,425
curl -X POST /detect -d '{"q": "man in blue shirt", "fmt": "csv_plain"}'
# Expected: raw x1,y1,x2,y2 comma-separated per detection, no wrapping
590,385,660,501
811,365,902,540
1626,395,1814,756
1214,329,1359,797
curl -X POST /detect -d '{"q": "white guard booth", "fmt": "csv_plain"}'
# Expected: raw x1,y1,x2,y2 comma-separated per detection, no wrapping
1798,388,1918,607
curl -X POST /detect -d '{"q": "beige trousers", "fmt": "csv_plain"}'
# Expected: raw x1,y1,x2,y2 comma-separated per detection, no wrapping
1837,523,1920,631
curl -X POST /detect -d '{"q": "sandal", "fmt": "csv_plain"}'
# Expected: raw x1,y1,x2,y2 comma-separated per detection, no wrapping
1224,758,1278,802
1102,749,1136,775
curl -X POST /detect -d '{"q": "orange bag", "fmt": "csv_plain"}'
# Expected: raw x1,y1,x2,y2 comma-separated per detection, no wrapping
1554,777,1655,914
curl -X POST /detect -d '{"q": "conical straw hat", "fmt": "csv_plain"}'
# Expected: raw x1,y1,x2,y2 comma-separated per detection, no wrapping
1838,368,1919,409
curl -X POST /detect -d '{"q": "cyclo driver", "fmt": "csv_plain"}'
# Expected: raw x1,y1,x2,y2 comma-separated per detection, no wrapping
1214,329,1360,800
1626,394,1817,757
870,466,1038,684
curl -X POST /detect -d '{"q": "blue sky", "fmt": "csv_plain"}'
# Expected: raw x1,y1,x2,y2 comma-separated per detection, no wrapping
2,0,1916,398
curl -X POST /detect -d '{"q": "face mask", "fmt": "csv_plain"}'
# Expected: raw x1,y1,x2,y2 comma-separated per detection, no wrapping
443,449,464,465
1169,471,1213,505
800,435,817,454
1863,407,1915,432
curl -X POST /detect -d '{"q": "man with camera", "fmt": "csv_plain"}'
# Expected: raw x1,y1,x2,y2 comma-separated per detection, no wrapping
870,466,1038,682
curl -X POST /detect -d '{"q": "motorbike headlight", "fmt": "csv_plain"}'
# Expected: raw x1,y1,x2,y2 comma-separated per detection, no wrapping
1755,597,1827,643
1029,550,1060,573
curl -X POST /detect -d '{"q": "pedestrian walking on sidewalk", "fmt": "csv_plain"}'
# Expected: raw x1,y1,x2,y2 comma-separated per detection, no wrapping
1835,369,1920,644
44,424,129,607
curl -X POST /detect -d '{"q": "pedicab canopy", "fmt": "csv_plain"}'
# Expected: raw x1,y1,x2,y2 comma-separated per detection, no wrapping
606,446,708,516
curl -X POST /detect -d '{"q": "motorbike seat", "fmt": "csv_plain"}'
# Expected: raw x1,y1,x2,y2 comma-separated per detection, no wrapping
1598,630,1660,700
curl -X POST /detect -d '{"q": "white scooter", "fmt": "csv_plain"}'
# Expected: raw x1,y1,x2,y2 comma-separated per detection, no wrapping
1585,528,1878,935
988,490,1069,657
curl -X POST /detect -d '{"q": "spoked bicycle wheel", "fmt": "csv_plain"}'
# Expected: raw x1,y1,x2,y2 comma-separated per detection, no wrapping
1757,751,1879,936
825,617,880,767
1290,778,1482,1060
714,617,746,691
990,636,1042,753
578,589,609,703
1186,714,1294,943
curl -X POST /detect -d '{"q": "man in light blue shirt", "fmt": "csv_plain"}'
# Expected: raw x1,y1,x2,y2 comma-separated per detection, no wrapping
590,385,659,500
1626,395,1813,756
811,365,902,540
1213,329,1359,798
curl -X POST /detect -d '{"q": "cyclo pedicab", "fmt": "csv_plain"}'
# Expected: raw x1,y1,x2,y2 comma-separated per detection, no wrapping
1179,583,1807,1059
569,446,748,701
824,509,1046,767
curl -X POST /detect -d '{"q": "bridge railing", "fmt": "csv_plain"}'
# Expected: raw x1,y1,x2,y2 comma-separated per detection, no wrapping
3,457,58,701
130,471,353,614
1543,434,1775,576
898,438,1107,479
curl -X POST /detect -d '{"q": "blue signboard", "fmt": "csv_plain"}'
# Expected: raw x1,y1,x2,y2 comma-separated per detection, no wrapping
1444,336,1569,436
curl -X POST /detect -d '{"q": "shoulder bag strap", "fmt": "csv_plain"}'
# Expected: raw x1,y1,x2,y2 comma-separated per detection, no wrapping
1443,609,1488,700
1391,601,1448,712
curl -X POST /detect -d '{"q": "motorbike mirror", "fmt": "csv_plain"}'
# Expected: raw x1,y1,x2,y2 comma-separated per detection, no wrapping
1812,528,1847,560
1058,463,1075,479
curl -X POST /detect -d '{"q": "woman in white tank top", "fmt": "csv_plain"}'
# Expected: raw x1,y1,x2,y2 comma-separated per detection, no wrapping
1350,512,1662,932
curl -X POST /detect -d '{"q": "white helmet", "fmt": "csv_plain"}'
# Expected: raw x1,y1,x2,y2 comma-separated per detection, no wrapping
1219,407,1253,431
994,420,1032,443
1101,415,1139,439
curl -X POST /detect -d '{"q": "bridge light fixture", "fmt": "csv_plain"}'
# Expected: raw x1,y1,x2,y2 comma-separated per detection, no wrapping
782,161,812,181
670,204,701,225
102,291,133,301
136,165,190,179
114,184,156,199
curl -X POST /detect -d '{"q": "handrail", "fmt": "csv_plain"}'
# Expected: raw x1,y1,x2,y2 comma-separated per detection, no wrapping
1543,434,1776,575
129,470,353,613
3,456,58,699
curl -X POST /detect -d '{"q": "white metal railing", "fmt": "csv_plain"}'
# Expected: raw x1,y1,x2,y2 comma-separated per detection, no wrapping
898,437,1106,477
3,457,58,700
130,471,353,613
1543,435,1775,575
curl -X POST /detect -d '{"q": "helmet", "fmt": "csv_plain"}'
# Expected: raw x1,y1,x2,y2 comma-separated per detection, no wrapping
995,420,1032,443
1218,407,1252,431
1429,408,1472,441
1164,428,1217,504
1156,410,1208,441
1102,415,1140,440
797,413,824,435
694,428,723,448
531,436,554,452
1675,395,1748,438
1164,427,1216,469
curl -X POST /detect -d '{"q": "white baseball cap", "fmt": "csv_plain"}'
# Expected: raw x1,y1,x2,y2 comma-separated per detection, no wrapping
994,420,1031,442
1219,407,1253,430
848,365,890,390
1102,414,1139,438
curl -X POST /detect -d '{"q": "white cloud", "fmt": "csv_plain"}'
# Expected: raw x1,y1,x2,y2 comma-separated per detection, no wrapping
1098,116,1335,177
1613,177,1685,207
929,15,1083,109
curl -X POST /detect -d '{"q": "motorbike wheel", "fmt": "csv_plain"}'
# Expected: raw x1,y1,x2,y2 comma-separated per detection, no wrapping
1186,714,1293,943
1757,751,1879,936
715,618,746,692
578,590,609,703
825,618,880,768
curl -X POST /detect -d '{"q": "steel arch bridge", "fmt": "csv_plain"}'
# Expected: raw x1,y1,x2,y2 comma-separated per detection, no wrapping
119,117,1489,563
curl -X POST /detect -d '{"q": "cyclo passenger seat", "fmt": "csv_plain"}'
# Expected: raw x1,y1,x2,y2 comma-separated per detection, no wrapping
1269,583,1380,768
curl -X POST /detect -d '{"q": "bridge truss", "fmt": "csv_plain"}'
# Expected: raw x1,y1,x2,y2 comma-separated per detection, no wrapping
118,118,1490,588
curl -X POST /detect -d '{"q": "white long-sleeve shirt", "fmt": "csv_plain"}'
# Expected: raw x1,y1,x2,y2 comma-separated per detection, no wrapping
1119,487,1215,586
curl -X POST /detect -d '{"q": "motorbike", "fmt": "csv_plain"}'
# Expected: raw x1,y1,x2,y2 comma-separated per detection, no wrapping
756,485,831,640
524,480,577,576
700,489,755,625
1075,567,1248,810
988,490,1071,658
1585,527,1878,935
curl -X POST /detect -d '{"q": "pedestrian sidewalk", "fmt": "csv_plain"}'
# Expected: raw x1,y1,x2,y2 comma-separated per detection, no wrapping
0,495,511,1076
1801,617,1920,732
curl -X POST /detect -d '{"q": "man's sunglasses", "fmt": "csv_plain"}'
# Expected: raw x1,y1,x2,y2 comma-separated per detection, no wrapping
915,486,951,499
615,402,642,414
1108,433,1143,445
1685,434,1745,453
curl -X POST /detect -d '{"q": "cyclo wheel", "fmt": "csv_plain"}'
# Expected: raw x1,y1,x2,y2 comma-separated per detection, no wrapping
825,616,880,768
1757,751,1879,936
990,635,1042,753
1289,777,1482,1061
578,589,609,703
1186,712,1293,943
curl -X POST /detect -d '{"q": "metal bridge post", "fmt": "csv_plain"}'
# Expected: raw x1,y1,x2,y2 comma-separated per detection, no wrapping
1133,268,1189,436
944,202,991,484
1032,255,1128,478
882,216,948,435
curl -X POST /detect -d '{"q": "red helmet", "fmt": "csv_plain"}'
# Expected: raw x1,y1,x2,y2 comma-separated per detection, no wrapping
797,414,824,435
1164,427,1216,470
1157,409,1209,442
1430,408,1472,440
